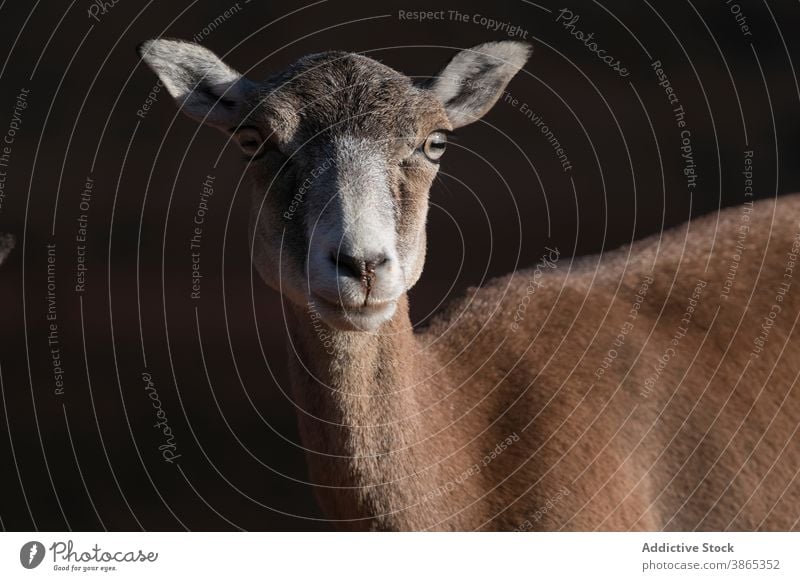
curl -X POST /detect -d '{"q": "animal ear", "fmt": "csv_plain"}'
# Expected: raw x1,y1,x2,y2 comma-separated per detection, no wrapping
137,38,256,131
427,41,531,129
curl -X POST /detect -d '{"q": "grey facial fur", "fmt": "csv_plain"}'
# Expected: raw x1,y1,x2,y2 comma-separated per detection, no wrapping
139,40,531,331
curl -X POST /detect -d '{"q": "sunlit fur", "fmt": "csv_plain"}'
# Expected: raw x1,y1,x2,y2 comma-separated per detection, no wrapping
141,40,800,531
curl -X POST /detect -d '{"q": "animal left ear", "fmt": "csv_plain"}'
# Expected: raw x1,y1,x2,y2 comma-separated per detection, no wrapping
427,41,531,129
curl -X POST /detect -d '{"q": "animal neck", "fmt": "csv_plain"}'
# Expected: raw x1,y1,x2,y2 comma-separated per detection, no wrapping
286,294,439,527
287,293,422,401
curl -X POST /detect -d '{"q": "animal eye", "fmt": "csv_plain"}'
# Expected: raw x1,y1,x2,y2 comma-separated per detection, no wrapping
232,126,265,157
422,131,447,161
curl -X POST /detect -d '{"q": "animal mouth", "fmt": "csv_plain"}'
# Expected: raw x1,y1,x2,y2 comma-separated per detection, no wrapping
309,292,397,333
311,292,395,314
308,291,398,331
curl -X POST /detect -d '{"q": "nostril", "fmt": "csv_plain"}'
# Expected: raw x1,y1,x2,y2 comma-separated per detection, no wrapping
363,254,389,276
331,251,365,280
330,251,390,281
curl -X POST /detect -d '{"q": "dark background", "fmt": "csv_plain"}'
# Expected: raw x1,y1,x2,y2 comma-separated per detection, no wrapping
0,0,799,530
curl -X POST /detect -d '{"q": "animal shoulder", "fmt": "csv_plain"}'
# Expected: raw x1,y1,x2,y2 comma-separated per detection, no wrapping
420,194,800,352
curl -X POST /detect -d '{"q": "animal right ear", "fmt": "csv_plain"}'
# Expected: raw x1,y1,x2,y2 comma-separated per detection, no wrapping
137,38,256,132
427,41,531,129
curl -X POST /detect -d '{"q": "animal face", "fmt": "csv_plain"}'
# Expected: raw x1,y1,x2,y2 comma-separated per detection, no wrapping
139,39,530,331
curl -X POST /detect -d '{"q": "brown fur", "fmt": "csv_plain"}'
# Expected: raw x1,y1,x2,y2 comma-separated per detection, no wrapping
290,196,800,531
140,40,800,531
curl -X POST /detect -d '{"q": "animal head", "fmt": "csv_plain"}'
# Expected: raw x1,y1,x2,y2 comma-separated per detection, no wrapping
139,39,530,331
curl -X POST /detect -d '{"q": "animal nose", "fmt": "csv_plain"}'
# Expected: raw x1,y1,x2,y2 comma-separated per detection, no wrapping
331,250,389,286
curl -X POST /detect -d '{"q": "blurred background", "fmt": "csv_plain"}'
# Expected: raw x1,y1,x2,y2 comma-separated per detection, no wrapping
1,0,799,530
